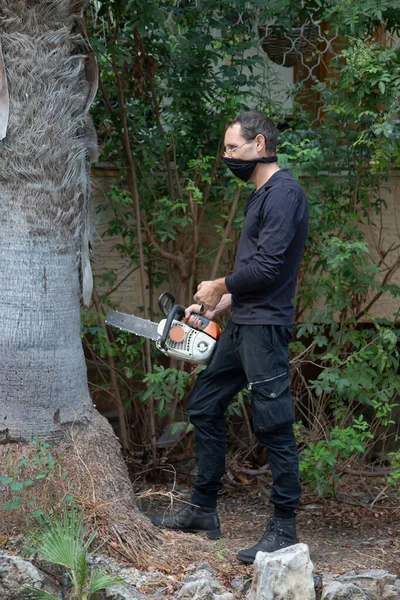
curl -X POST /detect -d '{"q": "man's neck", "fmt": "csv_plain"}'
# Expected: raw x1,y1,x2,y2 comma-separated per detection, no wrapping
252,162,281,190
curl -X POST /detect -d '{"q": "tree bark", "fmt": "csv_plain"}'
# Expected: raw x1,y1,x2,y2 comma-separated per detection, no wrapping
0,240,92,441
0,0,159,559
0,0,98,440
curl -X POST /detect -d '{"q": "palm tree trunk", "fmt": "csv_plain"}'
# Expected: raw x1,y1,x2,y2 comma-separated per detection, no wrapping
0,0,159,560
0,0,96,440
0,240,91,441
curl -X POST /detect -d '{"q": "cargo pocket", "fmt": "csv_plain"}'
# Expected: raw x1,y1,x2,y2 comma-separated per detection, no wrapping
250,370,294,434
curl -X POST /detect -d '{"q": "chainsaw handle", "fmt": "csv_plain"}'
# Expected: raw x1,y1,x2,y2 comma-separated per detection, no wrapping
160,303,185,348
190,313,222,340
158,292,175,317
158,292,222,348
189,313,210,328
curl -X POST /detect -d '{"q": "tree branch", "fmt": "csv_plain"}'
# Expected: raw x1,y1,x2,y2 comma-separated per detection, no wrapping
211,187,241,279
110,19,157,464
355,256,400,321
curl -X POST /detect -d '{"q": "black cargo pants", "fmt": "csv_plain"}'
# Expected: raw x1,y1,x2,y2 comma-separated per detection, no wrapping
187,318,301,510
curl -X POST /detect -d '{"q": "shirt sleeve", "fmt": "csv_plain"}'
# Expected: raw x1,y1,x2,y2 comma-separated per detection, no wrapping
225,188,302,295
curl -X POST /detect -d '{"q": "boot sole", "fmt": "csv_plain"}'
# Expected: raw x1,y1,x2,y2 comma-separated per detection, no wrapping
155,523,222,540
236,551,255,564
236,540,299,563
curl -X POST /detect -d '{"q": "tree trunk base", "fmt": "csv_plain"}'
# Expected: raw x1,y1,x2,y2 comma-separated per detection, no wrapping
0,409,161,567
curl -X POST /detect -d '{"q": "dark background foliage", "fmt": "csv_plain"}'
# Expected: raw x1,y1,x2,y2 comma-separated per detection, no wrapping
84,0,400,496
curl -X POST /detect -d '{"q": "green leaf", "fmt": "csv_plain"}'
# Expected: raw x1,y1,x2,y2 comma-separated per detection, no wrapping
32,509,44,518
24,507,95,571
3,500,22,509
0,476,13,485
10,481,24,491
87,569,126,594
75,550,88,592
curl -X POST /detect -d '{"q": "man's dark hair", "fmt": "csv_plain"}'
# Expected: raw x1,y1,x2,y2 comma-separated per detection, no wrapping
227,111,278,155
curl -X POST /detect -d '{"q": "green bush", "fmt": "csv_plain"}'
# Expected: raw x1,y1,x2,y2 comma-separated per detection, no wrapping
85,0,400,491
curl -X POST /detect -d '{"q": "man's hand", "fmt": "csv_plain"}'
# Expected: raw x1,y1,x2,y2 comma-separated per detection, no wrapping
193,278,228,312
184,294,232,328
184,304,216,328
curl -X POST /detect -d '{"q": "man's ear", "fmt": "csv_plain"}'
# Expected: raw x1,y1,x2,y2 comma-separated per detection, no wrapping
255,133,265,153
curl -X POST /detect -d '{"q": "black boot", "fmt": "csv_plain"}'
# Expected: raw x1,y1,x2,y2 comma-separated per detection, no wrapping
236,517,298,563
151,505,221,539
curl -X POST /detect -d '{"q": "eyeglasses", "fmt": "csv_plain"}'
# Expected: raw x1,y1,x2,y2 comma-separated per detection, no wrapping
224,138,255,157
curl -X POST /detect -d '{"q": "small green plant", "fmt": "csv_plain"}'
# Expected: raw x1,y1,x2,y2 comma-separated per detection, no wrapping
19,506,124,600
215,538,230,560
142,366,190,418
299,417,374,495
0,438,67,517
226,389,248,417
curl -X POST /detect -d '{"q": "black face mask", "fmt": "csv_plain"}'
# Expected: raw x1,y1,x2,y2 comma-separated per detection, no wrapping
223,156,278,182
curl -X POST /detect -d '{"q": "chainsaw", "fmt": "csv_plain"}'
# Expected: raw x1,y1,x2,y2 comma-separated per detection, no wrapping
105,292,222,364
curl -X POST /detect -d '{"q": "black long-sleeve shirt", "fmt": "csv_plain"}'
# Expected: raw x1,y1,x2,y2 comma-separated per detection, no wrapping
225,169,308,325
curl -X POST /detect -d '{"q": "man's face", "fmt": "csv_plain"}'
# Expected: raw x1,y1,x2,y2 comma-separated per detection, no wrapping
224,123,259,160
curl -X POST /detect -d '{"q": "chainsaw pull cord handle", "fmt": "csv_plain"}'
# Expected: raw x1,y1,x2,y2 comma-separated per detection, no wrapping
160,303,186,349
158,292,175,317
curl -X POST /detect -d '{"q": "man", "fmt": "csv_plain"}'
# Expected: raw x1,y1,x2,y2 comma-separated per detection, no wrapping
152,111,308,563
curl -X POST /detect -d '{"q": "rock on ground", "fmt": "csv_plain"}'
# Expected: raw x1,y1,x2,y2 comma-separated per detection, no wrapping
3,547,400,600
247,543,315,600
100,584,148,600
0,551,62,598
231,576,252,596
177,563,234,600
322,570,400,600
321,581,369,599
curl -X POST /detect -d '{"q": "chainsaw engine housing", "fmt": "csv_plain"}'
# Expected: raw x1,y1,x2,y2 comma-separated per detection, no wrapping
156,319,217,364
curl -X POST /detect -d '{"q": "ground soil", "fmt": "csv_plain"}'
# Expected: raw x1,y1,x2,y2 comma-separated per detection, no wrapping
136,473,400,592
1,463,399,598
